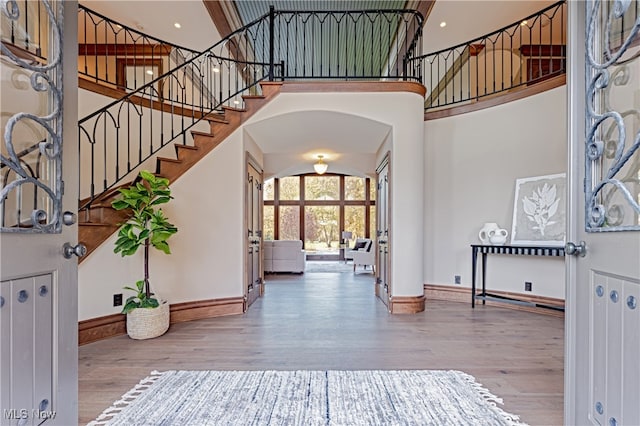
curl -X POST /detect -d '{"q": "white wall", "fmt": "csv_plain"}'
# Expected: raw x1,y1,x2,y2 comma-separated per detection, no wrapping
424,86,567,299
78,127,244,320
249,92,425,298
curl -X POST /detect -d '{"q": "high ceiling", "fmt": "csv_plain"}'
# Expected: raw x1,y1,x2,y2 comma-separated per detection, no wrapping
234,1,408,22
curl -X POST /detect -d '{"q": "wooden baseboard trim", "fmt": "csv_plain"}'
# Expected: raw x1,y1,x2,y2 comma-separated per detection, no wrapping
170,297,245,323
389,294,425,314
78,313,126,345
424,284,564,318
78,296,245,345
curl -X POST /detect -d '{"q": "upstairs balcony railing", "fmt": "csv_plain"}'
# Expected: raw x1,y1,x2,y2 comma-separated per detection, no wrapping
77,7,424,211
78,5,202,93
409,0,566,111
270,8,423,80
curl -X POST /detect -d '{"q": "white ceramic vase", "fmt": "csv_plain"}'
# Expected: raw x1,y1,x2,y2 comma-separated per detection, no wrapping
488,228,508,245
478,222,500,245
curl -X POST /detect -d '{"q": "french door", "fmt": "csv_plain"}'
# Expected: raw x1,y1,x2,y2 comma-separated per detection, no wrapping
245,157,263,308
376,155,391,307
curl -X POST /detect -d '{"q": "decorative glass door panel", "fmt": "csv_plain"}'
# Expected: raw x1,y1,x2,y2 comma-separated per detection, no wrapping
585,1,640,231
1,0,62,233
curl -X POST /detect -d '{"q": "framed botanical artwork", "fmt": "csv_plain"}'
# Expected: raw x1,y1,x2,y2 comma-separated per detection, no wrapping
511,173,566,246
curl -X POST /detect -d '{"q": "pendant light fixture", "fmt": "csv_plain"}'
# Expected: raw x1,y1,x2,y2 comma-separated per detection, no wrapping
313,155,328,175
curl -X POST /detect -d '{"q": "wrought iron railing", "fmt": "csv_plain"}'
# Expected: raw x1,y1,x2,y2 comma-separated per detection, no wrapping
78,5,202,92
410,1,566,110
78,12,280,210
77,7,424,211
271,8,423,80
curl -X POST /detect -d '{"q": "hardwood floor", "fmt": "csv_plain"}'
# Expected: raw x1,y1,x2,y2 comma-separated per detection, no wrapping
79,268,564,425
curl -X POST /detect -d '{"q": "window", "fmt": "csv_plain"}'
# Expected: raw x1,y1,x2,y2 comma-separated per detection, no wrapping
279,206,300,240
263,205,274,240
264,174,375,257
305,206,339,253
305,176,339,200
344,206,365,240
345,176,365,200
264,178,274,201
279,176,300,200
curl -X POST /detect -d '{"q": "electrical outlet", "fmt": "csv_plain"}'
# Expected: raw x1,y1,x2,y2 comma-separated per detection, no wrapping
454,275,461,285
524,282,532,292
113,293,123,306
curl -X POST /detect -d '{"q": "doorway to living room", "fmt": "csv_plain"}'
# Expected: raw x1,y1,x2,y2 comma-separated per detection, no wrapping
263,173,376,274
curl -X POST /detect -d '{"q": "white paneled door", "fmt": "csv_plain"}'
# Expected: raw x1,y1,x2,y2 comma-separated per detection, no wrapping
566,1,640,424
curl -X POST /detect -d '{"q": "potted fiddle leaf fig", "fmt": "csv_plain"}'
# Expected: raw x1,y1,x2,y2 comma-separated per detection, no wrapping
112,170,178,339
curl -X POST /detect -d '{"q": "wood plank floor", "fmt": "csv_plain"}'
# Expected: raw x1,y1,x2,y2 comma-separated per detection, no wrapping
79,266,564,425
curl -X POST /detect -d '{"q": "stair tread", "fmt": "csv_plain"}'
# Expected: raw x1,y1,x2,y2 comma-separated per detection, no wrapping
176,144,199,151
242,95,265,100
222,105,245,113
157,157,182,163
204,114,229,124
191,130,214,137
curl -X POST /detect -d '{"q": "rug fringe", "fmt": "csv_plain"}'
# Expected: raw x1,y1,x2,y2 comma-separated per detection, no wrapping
86,371,166,426
455,370,529,426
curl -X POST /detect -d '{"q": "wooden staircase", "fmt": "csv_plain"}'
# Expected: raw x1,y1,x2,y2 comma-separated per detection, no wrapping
78,81,283,261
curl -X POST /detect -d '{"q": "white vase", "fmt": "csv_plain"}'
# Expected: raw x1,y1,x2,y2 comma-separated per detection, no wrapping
478,222,500,245
488,228,509,245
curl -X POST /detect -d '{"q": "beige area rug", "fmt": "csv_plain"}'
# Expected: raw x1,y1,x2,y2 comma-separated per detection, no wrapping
88,370,527,426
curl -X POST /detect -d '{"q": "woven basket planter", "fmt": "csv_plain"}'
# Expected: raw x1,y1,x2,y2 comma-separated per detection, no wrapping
126,301,170,340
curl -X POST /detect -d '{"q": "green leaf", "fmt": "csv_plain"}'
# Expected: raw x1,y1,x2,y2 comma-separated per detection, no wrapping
122,298,140,314
111,199,129,210
139,170,155,183
140,298,160,309
153,241,171,254
150,196,171,206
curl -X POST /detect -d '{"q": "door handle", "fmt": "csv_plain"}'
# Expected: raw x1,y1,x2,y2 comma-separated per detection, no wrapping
565,241,587,257
63,242,87,259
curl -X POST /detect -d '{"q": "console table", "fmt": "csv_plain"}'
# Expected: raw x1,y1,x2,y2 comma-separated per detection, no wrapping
471,244,565,310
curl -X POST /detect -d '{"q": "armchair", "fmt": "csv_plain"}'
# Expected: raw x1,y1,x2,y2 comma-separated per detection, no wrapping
350,239,375,273
344,238,370,262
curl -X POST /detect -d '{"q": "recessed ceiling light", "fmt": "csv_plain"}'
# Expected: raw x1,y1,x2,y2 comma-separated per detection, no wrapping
233,100,240,105
521,20,528,26
146,70,154,75
212,67,220,73
174,22,181,29
439,21,446,28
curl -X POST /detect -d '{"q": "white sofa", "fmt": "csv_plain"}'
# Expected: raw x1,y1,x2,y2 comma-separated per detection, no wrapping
263,240,305,273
